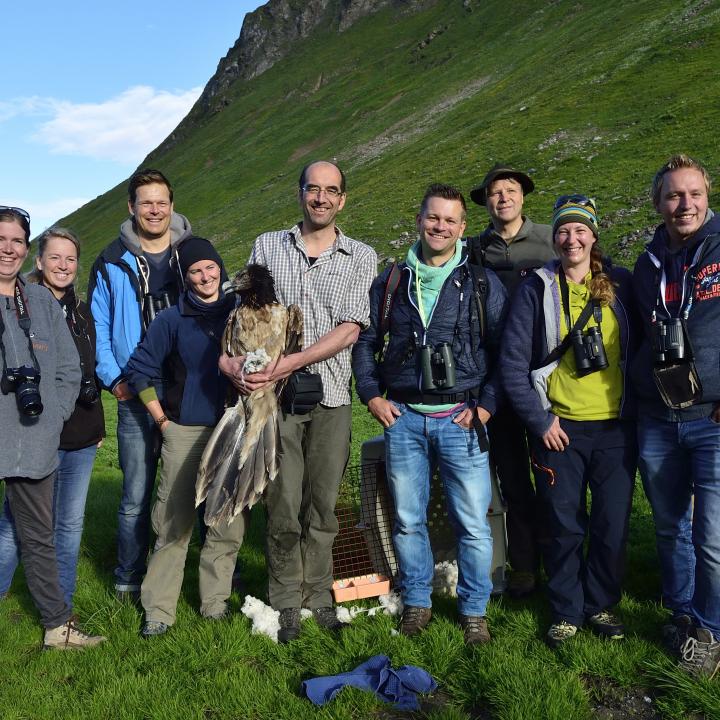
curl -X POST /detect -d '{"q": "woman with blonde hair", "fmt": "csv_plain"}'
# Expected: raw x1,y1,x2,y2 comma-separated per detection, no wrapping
500,195,637,648
0,226,104,608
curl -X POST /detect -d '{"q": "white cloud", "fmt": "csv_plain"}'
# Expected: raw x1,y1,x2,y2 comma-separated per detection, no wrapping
6,197,92,235
31,85,202,164
0,96,54,122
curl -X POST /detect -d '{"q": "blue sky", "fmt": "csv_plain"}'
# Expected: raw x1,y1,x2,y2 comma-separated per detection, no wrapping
2,1,261,235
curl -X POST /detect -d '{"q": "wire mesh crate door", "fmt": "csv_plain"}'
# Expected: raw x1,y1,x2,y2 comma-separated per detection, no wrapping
331,435,508,599
331,461,394,602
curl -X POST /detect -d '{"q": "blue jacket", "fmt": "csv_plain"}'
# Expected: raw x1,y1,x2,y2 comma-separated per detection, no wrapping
352,251,508,414
632,212,720,421
87,212,192,390
500,260,636,438
125,291,235,426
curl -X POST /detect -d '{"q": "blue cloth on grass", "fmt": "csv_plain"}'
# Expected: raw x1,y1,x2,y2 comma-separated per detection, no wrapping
301,654,437,710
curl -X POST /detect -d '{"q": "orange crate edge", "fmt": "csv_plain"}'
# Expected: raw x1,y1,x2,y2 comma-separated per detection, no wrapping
332,575,391,603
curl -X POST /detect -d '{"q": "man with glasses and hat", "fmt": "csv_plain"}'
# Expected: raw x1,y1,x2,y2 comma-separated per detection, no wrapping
466,164,555,598
219,160,376,643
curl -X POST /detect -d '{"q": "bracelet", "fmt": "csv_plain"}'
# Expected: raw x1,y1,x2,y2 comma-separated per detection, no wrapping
155,414,168,428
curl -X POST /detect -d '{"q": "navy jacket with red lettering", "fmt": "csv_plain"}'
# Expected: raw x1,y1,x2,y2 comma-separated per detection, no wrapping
632,211,720,421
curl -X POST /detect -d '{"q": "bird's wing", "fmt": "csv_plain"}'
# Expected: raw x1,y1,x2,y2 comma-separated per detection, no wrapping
196,401,246,517
222,308,249,357
223,393,278,519
284,304,304,355
202,302,293,526
276,304,305,399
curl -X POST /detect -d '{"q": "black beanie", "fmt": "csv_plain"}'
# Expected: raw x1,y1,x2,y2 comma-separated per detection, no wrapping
177,236,224,278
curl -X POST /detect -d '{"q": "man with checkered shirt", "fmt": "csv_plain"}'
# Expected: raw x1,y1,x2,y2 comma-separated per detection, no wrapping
220,161,377,642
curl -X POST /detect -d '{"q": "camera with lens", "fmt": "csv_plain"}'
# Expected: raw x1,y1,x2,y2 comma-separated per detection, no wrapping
652,318,686,364
1,365,43,416
418,342,457,391
570,326,609,376
77,376,100,408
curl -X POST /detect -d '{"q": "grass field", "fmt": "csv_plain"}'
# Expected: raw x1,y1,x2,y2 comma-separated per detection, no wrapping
1,395,719,719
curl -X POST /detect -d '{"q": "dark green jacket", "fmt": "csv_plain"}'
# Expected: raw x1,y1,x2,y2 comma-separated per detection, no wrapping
467,217,555,296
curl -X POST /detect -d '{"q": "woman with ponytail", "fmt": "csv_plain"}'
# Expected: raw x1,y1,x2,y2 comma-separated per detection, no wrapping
500,195,637,649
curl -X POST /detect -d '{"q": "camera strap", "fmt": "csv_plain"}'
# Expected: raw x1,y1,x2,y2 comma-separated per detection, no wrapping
0,282,41,375
559,271,602,331
539,273,598,367
62,290,95,385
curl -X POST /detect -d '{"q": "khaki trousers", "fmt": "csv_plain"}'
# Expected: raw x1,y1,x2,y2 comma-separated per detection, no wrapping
265,404,351,610
141,422,245,624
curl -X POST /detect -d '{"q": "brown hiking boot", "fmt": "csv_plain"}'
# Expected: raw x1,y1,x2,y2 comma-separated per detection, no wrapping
400,606,432,636
459,615,491,645
43,616,106,650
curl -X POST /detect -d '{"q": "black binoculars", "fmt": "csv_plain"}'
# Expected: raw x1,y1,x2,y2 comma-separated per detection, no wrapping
418,342,456,391
144,291,172,325
570,326,609,376
653,318,686,364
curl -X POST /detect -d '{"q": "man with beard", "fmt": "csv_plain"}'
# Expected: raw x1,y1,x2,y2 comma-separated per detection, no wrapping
220,161,376,642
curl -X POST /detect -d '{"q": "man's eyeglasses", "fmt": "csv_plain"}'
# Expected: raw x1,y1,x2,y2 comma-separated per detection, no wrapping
553,194,596,212
302,184,343,199
0,206,31,222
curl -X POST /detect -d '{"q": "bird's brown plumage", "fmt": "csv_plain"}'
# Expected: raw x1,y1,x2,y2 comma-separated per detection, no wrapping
196,266,302,526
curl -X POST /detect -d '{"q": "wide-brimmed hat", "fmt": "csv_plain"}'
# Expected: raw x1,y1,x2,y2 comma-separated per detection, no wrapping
470,164,535,205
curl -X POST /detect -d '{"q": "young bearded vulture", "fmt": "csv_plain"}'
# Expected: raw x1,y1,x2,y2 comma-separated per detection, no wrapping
196,264,303,526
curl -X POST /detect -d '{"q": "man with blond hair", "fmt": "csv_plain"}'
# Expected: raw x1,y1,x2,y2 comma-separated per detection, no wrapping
632,154,720,678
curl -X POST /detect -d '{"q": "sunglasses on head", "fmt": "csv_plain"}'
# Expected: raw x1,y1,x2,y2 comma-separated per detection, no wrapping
0,206,31,223
553,194,596,212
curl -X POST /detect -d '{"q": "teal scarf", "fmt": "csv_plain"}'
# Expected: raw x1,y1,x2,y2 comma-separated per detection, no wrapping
406,239,462,328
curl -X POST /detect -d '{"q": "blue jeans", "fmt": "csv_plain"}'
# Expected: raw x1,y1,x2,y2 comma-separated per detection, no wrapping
638,414,720,640
384,403,493,617
0,445,97,606
115,398,161,592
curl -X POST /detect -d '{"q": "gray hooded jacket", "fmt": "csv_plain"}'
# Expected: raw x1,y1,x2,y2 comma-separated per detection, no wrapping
0,279,80,479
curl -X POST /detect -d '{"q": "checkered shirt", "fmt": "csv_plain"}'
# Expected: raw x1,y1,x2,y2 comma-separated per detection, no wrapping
250,224,377,406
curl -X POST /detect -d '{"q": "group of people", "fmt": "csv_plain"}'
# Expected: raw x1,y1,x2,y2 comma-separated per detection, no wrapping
0,154,718,679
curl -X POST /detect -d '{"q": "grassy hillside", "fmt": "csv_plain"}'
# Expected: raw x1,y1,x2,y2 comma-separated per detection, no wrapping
60,0,720,284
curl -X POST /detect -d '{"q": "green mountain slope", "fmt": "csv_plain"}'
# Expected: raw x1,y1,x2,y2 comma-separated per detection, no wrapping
62,0,720,281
